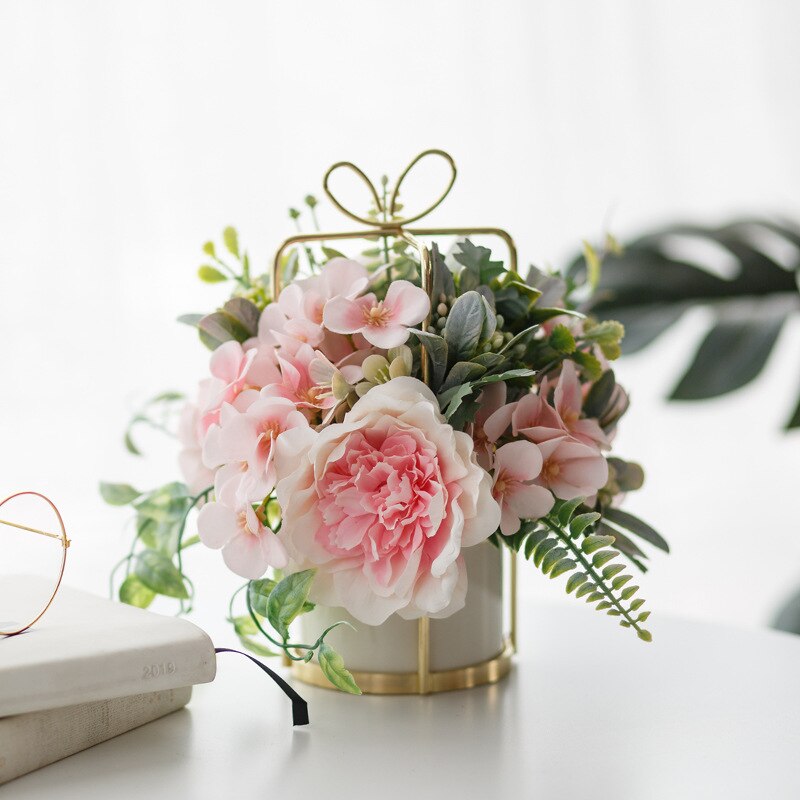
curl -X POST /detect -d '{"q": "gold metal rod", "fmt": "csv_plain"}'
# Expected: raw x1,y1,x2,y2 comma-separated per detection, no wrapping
417,616,431,695
0,518,62,540
510,550,518,653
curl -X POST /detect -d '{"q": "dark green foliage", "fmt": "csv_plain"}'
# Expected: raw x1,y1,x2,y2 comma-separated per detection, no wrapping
571,219,800,429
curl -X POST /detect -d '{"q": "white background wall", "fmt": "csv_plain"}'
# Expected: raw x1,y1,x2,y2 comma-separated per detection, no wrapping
1,0,799,645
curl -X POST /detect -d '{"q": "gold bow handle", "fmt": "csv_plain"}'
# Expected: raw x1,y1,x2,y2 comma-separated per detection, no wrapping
322,149,458,228
271,149,518,302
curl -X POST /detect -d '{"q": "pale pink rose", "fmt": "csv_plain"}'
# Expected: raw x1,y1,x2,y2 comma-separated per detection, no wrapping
549,360,609,449
202,397,309,506
323,280,430,349
197,500,287,580
492,441,555,535
261,343,337,411
273,377,501,625
535,436,609,500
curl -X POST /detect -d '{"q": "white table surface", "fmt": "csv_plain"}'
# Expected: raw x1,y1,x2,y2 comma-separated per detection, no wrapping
4,602,800,800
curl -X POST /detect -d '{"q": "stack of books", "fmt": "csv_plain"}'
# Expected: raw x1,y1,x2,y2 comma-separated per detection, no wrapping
0,576,216,784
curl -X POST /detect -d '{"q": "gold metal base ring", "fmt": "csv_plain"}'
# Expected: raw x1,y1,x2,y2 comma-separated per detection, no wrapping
291,637,514,695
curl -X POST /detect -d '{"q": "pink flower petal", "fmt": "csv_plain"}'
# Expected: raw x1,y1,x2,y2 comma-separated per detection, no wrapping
384,280,431,325
494,440,543,482
360,324,410,349
197,501,238,549
323,295,373,334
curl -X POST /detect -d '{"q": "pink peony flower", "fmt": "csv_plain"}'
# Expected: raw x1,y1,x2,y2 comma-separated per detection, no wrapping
492,441,555,535
273,377,501,625
535,436,609,500
198,500,288,579
323,280,430,349
549,360,609,449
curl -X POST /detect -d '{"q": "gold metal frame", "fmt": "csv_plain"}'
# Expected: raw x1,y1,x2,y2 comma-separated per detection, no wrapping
272,150,518,694
0,490,70,637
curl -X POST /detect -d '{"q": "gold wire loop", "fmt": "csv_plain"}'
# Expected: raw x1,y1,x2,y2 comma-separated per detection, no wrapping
322,148,457,229
387,148,457,225
322,160,384,227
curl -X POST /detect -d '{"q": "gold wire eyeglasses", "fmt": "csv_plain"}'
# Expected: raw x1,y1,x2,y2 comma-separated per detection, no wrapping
0,491,70,636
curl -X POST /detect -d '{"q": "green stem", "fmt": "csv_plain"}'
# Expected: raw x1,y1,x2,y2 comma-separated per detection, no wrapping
544,516,646,637
175,486,212,613
109,554,134,599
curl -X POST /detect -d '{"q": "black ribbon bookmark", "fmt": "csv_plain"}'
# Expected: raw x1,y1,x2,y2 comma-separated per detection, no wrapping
214,647,310,726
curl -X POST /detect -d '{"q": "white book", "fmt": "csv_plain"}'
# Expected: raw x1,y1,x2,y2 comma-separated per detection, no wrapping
0,687,192,784
0,576,216,717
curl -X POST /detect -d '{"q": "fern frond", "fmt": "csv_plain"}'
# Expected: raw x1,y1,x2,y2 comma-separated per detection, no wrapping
505,501,654,642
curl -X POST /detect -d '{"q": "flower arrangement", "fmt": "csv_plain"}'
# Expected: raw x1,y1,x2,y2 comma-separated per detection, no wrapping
103,152,667,694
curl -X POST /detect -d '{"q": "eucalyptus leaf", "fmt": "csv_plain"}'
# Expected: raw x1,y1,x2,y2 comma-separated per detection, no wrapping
177,313,204,328
444,291,487,362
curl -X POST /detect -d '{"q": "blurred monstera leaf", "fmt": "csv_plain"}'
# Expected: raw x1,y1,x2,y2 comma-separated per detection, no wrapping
569,219,800,429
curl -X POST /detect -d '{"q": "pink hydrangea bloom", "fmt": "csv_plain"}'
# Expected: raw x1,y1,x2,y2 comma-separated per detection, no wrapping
197,500,287,580
273,377,501,625
323,280,430,349
549,360,609,449
535,436,609,500
202,397,309,506
492,441,555,535
261,343,337,411
257,258,369,354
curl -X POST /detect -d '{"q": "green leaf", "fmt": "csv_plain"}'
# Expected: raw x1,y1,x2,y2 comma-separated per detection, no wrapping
440,361,487,393
523,530,548,559
592,550,619,569
533,538,558,568
444,291,488,362
202,240,216,257
321,246,346,260
99,482,141,506
134,550,189,599
247,578,278,617
575,581,596,599
266,570,316,640
604,509,670,553
123,430,142,456
317,642,362,694
453,239,505,286
238,636,279,657
582,240,602,290
556,498,584,526
222,226,239,258
198,265,228,283
581,533,616,554
671,315,786,400
177,313,204,328
541,547,568,574
566,572,588,593
569,512,600,537
119,575,156,608
549,324,576,354
549,557,577,578
637,629,653,643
